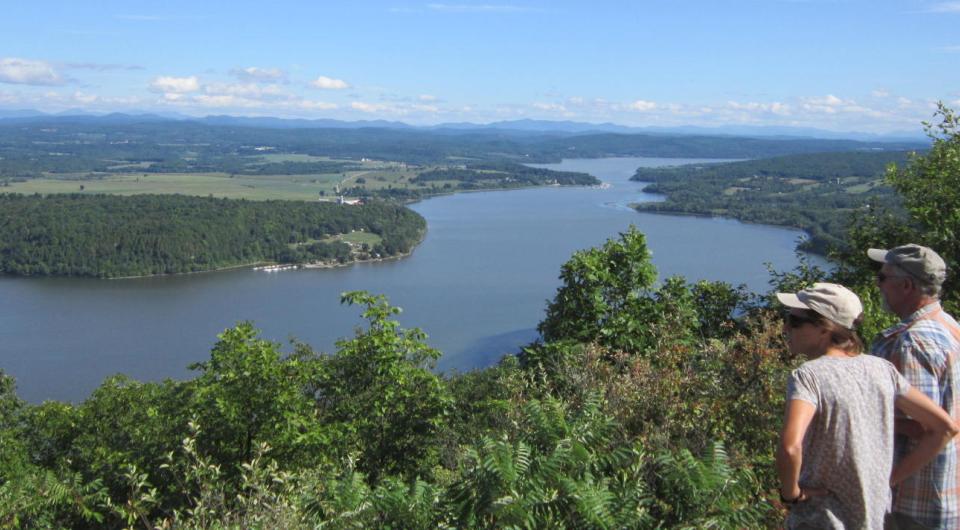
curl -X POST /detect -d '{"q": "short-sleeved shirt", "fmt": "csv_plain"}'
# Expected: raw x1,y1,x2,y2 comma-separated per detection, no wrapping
785,354,910,530
870,302,960,529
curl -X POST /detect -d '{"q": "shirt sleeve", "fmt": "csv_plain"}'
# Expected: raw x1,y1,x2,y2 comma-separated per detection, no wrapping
786,367,818,408
891,365,912,397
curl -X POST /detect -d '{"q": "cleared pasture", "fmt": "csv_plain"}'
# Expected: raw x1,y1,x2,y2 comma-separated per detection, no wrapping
0,170,414,201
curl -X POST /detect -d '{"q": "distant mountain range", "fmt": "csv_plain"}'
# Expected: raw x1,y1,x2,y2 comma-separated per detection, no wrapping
0,109,927,143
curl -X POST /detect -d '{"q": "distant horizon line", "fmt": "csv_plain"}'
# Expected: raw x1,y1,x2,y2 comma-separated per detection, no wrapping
0,108,928,142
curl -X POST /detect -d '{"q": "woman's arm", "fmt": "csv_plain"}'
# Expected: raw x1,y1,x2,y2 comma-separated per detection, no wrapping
776,399,816,500
892,387,960,485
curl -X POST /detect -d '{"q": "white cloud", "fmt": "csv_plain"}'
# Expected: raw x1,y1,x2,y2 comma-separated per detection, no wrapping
297,100,339,110
73,91,99,104
231,66,286,82
0,58,64,86
192,94,249,108
150,75,200,93
941,45,960,53
310,76,350,90
532,102,567,112
204,83,285,98
351,101,388,113
799,94,848,113
726,101,791,115
872,89,890,98
627,99,657,112
818,94,844,106
418,94,437,101
926,2,960,12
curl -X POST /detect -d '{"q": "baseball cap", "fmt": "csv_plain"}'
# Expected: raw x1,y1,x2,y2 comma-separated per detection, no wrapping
867,244,947,285
776,282,863,330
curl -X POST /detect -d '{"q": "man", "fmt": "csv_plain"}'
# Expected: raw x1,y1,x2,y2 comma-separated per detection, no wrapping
869,244,960,529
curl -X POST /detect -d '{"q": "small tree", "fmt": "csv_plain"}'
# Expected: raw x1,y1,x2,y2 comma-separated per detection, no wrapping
317,291,450,482
190,323,327,475
538,225,657,347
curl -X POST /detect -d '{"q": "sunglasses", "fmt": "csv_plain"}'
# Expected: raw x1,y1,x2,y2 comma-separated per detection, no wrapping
785,312,819,328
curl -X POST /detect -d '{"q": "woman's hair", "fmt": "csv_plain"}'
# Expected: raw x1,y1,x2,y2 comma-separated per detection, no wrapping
798,309,865,355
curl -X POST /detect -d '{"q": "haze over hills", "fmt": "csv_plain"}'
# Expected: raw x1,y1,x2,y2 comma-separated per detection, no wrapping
0,109,927,143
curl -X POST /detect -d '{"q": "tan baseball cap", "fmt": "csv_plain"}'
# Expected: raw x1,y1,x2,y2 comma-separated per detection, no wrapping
776,282,863,329
867,244,947,285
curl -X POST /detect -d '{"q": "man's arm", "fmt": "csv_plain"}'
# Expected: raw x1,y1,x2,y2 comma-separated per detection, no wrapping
777,399,816,500
892,387,959,485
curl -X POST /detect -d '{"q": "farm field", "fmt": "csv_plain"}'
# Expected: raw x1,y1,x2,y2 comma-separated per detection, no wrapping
0,166,427,201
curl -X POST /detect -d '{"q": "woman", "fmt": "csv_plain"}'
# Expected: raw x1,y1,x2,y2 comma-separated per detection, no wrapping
775,283,957,529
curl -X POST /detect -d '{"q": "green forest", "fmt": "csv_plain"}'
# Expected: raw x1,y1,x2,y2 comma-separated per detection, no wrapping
0,105,956,528
0,194,425,277
631,150,914,254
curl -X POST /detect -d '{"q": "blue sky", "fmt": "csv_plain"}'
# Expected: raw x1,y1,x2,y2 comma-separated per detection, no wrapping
1,1,959,132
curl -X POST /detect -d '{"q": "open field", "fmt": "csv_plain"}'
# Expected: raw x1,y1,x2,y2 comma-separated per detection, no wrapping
327,231,383,246
253,153,339,163
0,167,427,201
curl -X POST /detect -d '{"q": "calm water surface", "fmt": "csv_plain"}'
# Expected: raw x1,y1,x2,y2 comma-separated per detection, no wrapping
0,157,820,402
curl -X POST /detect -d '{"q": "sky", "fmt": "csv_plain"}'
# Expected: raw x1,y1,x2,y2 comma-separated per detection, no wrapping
1,0,959,133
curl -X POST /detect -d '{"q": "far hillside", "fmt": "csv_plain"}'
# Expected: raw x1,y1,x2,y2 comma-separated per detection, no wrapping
630,150,915,253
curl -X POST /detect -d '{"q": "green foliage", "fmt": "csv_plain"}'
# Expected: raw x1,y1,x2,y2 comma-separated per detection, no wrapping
537,226,752,357
538,225,658,348
412,162,598,188
450,394,655,529
317,291,451,482
0,371,26,480
190,323,329,475
0,194,425,277
652,442,768,529
0,467,108,529
69,376,190,508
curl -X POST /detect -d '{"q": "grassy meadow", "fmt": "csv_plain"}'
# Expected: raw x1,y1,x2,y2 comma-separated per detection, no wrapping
0,158,429,201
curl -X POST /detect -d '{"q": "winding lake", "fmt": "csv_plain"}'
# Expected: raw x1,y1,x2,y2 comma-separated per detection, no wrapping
0,157,821,402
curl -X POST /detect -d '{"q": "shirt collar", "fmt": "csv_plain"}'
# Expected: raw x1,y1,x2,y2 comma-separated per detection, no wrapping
880,301,942,338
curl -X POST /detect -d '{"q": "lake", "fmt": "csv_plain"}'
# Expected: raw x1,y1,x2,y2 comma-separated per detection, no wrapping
0,157,821,402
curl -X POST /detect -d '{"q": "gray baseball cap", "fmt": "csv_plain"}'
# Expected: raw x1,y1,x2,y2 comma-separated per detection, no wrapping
867,244,947,285
776,282,864,329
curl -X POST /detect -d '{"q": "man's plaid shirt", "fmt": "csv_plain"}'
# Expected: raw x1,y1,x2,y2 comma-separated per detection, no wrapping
871,301,960,529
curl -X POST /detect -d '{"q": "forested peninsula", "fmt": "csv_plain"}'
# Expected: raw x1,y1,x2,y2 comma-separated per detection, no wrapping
630,150,914,254
0,194,425,278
